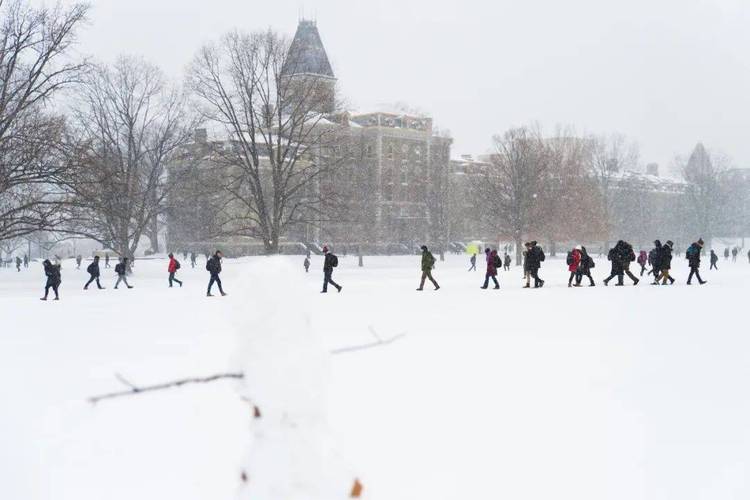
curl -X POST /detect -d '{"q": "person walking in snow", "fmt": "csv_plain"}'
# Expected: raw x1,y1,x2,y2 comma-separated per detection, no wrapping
747,249,750,264
724,247,730,261
75,255,82,269
114,258,133,289
206,250,226,297
104,253,110,268
40,259,61,301
503,252,511,271
522,243,531,287
168,253,183,288
575,246,596,286
468,253,477,272
23,254,28,268
566,246,582,287
190,251,197,269
417,245,440,291
604,240,638,286
656,240,675,285
481,248,500,289
304,256,310,273
524,241,545,288
15,256,21,271
686,238,707,285
321,246,342,293
84,255,105,290
637,250,648,276
710,249,719,270
732,247,738,262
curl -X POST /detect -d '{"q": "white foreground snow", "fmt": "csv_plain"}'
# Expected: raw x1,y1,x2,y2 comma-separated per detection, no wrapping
2,252,750,499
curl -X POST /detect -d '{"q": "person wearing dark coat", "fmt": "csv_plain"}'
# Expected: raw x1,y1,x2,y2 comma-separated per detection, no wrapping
114,258,133,289
524,241,545,288
724,247,730,260
417,245,440,291
686,239,707,285
15,256,21,271
732,247,738,262
190,251,197,269
206,250,226,296
503,252,511,271
603,240,638,286
710,249,719,270
656,240,675,285
321,246,342,293
575,246,596,286
84,256,105,290
40,259,61,300
23,254,28,268
304,256,310,273
481,248,500,289
468,253,477,272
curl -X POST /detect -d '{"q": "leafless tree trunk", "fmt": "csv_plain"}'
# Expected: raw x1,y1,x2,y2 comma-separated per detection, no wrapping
187,30,344,254
61,56,199,265
0,0,88,242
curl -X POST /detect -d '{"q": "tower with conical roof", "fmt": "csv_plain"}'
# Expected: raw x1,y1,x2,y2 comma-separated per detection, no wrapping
282,20,337,114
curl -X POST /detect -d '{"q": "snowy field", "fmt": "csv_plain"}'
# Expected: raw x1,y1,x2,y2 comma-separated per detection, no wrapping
2,252,750,499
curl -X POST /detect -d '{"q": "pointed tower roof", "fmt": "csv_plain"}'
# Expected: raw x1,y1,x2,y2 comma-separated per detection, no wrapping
283,20,335,79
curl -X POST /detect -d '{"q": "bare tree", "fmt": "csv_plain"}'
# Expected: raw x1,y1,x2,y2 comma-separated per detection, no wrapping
187,29,344,254
61,56,198,265
473,126,548,264
587,133,639,249
0,0,88,242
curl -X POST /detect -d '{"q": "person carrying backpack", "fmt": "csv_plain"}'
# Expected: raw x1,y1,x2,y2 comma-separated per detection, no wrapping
575,246,596,286
468,253,477,272
206,250,226,297
481,248,500,289
524,241,545,288
686,239,707,285
656,240,675,285
40,259,61,301
503,252,511,271
114,258,133,289
84,255,105,290
567,246,582,287
168,253,183,288
321,245,342,293
417,245,440,291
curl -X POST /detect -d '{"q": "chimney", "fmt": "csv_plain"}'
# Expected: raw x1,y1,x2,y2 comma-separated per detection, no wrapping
194,128,208,143
646,163,659,176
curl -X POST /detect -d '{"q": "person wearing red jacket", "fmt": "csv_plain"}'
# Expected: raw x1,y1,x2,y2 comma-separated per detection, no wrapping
637,250,648,276
168,253,183,288
481,248,500,289
567,247,582,287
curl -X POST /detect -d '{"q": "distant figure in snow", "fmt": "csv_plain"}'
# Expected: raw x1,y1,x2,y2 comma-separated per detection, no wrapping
114,258,133,289
206,250,226,297
40,259,61,301
84,256,105,290
732,247,738,262
710,249,719,270
190,251,197,268
321,246,342,293
75,255,82,269
575,246,596,286
686,238,707,285
655,240,675,285
503,252,511,271
104,253,110,268
15,256,21,271
637,250,648,276
522,244,531,287
304,256,310,273
183,251,188,260
566,246,582,287
468,253,477,272
724,247,730,261
23,254,28,268
416,245,440,291
481,248,500,289
168,253,183,288
524,241,545,288
604,240,638,286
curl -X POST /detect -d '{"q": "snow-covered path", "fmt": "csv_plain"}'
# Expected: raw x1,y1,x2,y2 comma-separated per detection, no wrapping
2,253,749,499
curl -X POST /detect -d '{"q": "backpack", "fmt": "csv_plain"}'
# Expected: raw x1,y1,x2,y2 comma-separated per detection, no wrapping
175,259,181,270
115,263,124,274
538,248,545,262
493,254,502,268
206,259,213,272
331,254,338,267
566,251,574,266
87,262,96,274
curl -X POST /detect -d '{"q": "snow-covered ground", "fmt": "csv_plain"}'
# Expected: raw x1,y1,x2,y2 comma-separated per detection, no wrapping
2,252,750,499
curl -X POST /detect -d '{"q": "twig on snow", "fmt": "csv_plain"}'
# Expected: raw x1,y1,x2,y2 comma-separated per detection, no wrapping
89,372,244,404
330,326,407,355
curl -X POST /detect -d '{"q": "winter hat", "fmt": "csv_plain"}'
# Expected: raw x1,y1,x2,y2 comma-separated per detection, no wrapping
666,240,674,247
575,245,582,251
322,245,329,253
485,248,490,253
697,238,704,246
420,245,428,251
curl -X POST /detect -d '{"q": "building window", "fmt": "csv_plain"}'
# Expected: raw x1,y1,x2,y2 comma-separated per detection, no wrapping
386,144,394,160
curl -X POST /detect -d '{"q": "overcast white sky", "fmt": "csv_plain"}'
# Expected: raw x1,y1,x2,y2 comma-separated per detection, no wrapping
67,0,750,168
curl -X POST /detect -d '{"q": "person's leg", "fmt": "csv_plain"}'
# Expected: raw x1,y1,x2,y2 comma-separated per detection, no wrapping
96,277,103,289
123,276,132,288
53,283,59,299
42,283,50,299
687,268,695,284
587,272,595,286
568,271,575,286
115,275,122,288
215,275,225,294
482,273,490,288
626,269,639,284
323,271,330,292
491,275,499,288
84,275,95,289
169,273,174,287
207,275,215,294
661,270,669,285
426,270,439,288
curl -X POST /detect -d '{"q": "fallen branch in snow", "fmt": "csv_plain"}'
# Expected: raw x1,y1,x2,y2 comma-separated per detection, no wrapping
89,372,244,404
330,326,407,355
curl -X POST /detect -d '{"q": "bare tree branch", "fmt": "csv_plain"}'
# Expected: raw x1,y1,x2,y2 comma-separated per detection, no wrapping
89,372,244,404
